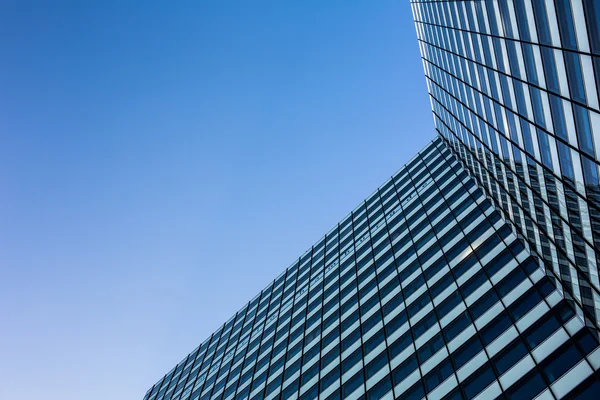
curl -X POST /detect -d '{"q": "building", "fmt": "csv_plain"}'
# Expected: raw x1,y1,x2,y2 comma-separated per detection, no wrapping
412,0,600,323
144,2,600,399
143,138,600,400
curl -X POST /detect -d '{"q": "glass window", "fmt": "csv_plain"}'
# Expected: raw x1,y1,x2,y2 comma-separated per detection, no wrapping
365,351,389,379
398,256,419,282
530,88,545,127
443,387,465,400
388,331,412,359
424,358,454,393
582,155,599,186
401,381,425,400
537,129,554,168
281,377,299,398
556,301,576,323
474,234,502,259
445,238,470,263
362,311,382,337
321,366,340,393
461,364,496,399
431,273,453,299
366,376,392,400
342,328,361,353
341,310,359,332
541,47,560,94
484,246,514,277
513,0,530,41
453,336,483,369
299,384,319,400
413,310,436,338
342,370,364,398
364,329,385,355
497,268,526,297
564,374,600,399
453,252,478,278
549,95,568,140
584,0,600,54
342,347,362,375
444,310,471,342
523,313,559,349
424,257,446,281
407,291,431,319
573,105,595,157
437,291,462,316
555,0,578,50
391,353,418,386
461,269,487,298
541,342,582,383
493,339,528,375
300,362,319,387
557,142,575,180
322,344,340,369
497,0,514,38
536,277,555,297
303,342,320,364
532,0,552,45
574,328,600,355
565,52,587,103
505,370,546,400
509,288,542,321
382,291,403,318
481,311,512,346
417,332,445,363
385,309,408,336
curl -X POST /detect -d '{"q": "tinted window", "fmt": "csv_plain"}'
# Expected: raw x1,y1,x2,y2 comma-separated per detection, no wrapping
401,381,425,400
342,347,362,375
389,331,412,359
366,376,392,400
509,289,541,321
541,342,582,383
364,329,385,355
444,311,471,342
392,354,418,386
462,364,495,399
470,290,499,320
453,337,483,369
417,332,445,363
481,312,512,345
505,370,546,400
365,351,389,379
342,371,364,397
493,339,527,375
524,314,559,349
574,328,600,355
424,358,453,393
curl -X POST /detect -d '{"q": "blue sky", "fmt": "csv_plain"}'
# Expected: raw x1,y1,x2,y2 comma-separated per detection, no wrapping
0,2,433,399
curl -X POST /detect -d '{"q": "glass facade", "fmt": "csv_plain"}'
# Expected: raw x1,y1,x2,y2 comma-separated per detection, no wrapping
144,2,600,399
412,0,600,325
143,139,600,400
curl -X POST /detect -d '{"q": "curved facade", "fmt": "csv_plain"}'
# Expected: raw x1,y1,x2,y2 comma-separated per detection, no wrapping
144,2,600,399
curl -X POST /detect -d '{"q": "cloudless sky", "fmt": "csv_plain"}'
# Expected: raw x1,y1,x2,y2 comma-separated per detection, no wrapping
0,1,433,399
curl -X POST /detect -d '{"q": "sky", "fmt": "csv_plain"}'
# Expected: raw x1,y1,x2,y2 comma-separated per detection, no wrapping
0,1,433,399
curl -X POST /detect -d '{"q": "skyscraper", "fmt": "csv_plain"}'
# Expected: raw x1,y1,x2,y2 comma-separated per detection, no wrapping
412,0,600,324
144,2,600,399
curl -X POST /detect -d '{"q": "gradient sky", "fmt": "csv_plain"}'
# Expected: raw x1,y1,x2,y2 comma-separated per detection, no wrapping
0,2,434,399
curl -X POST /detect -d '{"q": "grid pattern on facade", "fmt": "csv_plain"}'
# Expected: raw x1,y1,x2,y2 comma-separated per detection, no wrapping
411,0,600,323
143,139,600,400
142,2,600,399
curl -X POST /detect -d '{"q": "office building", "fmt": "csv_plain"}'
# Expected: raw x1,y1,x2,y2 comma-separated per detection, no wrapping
144,2,600,399
144,138,600,400
412,0,600,322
